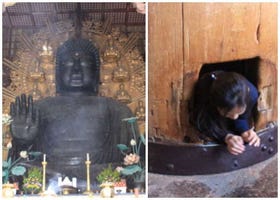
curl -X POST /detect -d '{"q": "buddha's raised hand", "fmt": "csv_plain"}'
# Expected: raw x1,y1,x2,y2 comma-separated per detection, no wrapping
10,94,40,145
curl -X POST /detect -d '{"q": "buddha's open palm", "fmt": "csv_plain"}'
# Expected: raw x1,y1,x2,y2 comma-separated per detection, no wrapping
10,94,40,145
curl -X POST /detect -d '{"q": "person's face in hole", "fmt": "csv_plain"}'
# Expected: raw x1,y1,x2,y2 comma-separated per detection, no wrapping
218,105,247,120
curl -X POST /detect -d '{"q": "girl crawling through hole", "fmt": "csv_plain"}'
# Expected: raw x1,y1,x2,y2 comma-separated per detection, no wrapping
189,71,260,155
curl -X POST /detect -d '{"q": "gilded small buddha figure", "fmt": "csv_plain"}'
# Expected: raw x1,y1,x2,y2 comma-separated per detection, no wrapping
111,27,127,44
92,22,103,34
135,100,145,121
114,83,132,104
10,38,136,189
40,42,53,59
111,27,121,40
103,36,120,63
112,63,130,82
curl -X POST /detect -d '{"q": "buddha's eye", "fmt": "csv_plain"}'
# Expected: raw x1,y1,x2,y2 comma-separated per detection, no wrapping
80,59,93,67
80,61,88,67
63,61,74,67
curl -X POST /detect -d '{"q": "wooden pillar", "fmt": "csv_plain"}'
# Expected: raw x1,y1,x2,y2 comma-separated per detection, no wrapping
149,3,277,142
148,3,184,141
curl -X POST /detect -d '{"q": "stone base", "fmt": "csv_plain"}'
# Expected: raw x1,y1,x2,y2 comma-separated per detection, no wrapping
148,154,277,197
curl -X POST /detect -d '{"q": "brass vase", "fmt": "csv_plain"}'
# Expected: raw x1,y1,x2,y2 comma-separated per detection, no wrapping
100,182,115,198
2,183,15,198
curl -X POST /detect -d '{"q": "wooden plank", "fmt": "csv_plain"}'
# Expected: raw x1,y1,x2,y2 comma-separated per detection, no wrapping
182,3,277,134
183,3,260,64
148,3,184,140
257,3,278,126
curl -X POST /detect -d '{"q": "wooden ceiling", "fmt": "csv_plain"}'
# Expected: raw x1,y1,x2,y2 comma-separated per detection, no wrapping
2,2,145,87
3,2,145,28
2,2,145,60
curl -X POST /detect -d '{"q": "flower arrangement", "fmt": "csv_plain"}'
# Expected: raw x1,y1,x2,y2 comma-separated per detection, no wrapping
22,167,43,194
96,164,121,184
2,114,13,125
2,113,13,146
116,117,145,186
97,164,121,198
2,143,42,184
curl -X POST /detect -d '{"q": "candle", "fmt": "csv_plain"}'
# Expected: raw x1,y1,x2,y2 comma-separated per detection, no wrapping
72,177,77,188
58,177,62,187
86,153,89,161
43,154,46,162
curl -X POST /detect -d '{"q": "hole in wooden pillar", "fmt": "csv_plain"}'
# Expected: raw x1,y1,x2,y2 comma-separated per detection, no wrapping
199,56,260,125
200,57,260,87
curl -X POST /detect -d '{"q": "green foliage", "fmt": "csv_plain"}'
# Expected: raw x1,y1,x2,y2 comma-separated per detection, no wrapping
139,135,146,144
2,161,9,168
11,166,26,176
28,152,42,157
23,167,42,194
118,117,146,183
117,144,129,151
120,165,142,176
96,164,120,184
2,148,42,184
2,157,26,183
23,167,42,184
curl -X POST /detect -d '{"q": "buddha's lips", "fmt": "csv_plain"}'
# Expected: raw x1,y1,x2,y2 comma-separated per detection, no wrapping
70,74,83,86
71,73,82,80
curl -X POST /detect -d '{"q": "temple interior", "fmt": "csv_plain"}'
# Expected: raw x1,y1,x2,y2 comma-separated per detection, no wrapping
2,2,146,198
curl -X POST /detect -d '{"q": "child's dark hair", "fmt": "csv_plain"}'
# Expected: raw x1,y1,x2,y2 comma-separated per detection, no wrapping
189,71,249,142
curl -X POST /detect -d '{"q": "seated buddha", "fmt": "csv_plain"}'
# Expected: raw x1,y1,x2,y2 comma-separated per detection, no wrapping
114,83,132,104
10,38,136,190
135,100,145,121
103,36,120,63
112,63,130,82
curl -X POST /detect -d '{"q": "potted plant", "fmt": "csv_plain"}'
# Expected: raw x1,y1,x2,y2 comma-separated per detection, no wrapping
22,167,42,194
96,164,121,198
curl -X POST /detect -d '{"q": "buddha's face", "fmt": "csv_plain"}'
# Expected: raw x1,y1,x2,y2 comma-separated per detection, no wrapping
59,51,96,91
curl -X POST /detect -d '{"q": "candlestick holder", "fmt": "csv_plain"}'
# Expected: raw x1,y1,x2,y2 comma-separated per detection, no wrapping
83,160,94,195
40,161,48,196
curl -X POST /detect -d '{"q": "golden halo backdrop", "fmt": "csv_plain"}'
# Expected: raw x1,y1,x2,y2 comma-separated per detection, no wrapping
3,18,145,132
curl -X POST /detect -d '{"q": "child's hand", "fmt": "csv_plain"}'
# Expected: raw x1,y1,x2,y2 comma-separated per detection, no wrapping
225,134,245,155
241,128,260,147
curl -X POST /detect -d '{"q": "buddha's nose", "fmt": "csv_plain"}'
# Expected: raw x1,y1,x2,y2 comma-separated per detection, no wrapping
72,59,82,73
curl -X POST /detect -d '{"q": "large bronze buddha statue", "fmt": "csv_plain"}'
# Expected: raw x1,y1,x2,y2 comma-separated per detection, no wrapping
10,38,136,189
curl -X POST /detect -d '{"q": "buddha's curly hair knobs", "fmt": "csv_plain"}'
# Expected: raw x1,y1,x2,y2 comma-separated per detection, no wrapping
56,38,100,69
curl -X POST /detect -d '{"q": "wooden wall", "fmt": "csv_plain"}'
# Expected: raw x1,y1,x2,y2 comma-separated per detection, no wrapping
148,3,277,142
